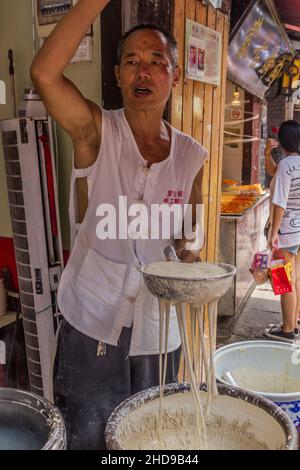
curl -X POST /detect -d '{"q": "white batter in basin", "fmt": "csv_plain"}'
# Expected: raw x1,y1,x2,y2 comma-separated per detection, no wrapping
214,340,300,429
105,383,297,450
140,262,237,305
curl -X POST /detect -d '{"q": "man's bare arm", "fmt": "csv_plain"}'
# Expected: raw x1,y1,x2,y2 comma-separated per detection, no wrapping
30,0,110,168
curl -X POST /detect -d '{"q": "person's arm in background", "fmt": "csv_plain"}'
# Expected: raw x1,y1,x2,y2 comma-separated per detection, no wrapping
30,0,111,169
265,138,279,177
174,167,204,263
269,205,285,250
269,161,291,250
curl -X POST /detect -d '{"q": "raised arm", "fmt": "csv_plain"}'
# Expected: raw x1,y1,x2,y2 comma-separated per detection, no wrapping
30,0,111,168
265,138,279,177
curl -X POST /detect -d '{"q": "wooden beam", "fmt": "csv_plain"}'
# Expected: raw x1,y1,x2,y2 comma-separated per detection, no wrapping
215,12,229,261
136,0,173,30
192,1,207,144
220,0,232,16
101,2,122,109
171,0,186,130
182,0,197,135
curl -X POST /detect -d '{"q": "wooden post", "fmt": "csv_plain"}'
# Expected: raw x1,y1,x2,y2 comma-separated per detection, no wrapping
172,0,230,380
172,0,229,265
101,1,123,109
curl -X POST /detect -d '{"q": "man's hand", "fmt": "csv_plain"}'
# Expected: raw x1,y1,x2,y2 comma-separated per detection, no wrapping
174,238,201,263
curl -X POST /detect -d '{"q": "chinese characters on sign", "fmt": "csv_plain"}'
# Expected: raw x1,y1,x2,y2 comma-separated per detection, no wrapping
235,18,265,62
185,19,222,86
228,0,294,99
235,15,292,89
163,190,184,205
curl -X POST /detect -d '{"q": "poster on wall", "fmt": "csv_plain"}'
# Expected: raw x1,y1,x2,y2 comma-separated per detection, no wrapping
185,19,222,86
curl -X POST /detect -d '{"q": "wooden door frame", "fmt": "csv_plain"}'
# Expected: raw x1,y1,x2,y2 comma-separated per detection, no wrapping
100,1,123,110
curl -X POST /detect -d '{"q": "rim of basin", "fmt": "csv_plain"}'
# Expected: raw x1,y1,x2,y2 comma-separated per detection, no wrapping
0,387,66,450
141,262,237,282
105,381,297,451
214,340,300,400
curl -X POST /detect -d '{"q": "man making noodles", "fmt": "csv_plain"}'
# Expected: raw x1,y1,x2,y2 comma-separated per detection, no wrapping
30,0,208,449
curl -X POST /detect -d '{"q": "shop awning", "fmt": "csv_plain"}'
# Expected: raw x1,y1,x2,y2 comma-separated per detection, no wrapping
227,0,295,100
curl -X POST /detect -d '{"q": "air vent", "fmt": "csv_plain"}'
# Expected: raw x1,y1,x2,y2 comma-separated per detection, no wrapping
11,220,27,236
22,318,38,335
17,264,31,279
27,359,42,377
8,191,24,206
24,331,40,349
13,234,28,250
1,115,63,400
5,161,21,176
3,145,19,160
6,177,23,191
21,306,36,321
19,278,33,294
2,130,17,145
10,207,26,221
20,292,35,308
15,249,30,265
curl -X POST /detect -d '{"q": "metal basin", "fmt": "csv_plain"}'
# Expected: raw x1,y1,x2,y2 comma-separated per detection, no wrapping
105,382,297,450
0,388,66,450
140,262,237,305
214,340,300,430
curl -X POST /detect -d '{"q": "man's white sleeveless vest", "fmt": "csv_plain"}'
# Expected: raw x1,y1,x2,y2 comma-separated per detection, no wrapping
57,108,208,355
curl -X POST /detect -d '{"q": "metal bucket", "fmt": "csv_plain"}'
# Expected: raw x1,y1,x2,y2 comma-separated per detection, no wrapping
0,388,66,450
105,382,297,450
213,341,300,430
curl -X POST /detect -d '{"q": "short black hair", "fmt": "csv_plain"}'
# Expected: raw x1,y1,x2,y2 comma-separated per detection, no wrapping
278,120,300,154
117,23,178,67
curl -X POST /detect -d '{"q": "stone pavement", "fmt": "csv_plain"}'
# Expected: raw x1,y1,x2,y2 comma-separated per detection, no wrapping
217,283,300,347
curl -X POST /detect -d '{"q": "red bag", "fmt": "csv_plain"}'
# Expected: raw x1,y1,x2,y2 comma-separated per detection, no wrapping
268,259,292,295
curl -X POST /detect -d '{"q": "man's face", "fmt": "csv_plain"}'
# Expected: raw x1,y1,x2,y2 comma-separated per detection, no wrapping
115,29,181,113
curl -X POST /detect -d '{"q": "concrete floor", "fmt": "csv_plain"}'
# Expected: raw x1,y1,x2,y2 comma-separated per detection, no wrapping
217,283,300,347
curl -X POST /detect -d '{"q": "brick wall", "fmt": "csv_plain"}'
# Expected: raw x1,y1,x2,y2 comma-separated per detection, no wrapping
267,95,288,138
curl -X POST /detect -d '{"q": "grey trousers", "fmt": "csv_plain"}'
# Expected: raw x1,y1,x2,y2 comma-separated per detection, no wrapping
53,318,181,450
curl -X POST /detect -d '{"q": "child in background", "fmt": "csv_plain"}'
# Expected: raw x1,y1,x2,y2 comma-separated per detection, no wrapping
264,121,300,342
